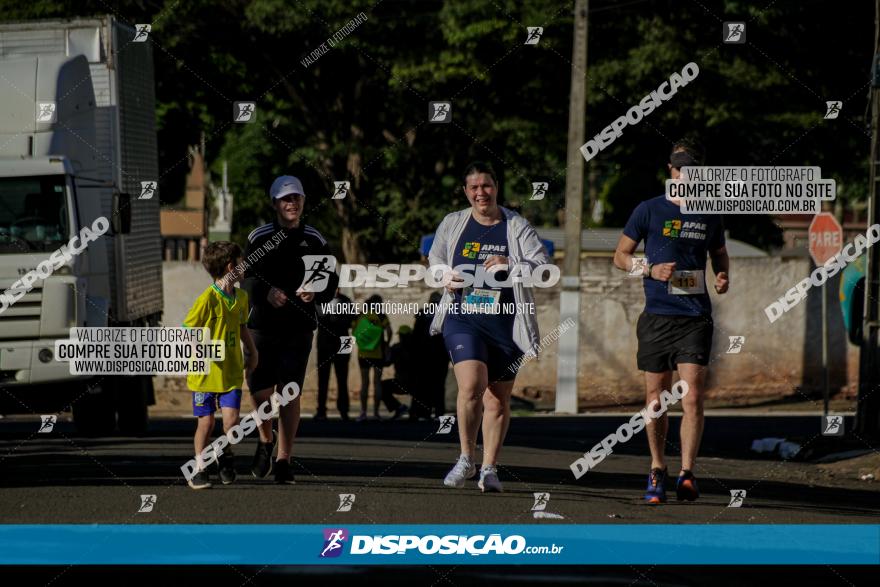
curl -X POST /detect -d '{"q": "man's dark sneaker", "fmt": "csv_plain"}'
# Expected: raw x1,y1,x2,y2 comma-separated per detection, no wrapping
313,412,328,421
274,458,296,484
339,412,350,422
251,430,276,479
676,470,700,501
644,467,668,504
391,405,409,420
218,453,236,485
188,469,212,490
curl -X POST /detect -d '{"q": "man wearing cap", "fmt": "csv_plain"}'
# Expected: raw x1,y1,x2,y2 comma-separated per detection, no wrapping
612,138,729,504
242,175,339,484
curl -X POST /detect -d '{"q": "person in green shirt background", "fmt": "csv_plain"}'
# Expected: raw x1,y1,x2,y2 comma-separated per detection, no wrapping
352,294,407,421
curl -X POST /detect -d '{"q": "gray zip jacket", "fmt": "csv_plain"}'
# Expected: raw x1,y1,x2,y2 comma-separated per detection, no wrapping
428,206,550,356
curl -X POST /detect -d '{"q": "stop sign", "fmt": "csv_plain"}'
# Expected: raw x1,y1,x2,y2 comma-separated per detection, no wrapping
808,212,843,266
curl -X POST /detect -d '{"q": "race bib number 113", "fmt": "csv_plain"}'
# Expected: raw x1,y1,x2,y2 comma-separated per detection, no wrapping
668,270,706,295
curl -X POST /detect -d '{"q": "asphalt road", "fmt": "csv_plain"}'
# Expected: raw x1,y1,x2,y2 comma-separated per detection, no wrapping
0,414,877,524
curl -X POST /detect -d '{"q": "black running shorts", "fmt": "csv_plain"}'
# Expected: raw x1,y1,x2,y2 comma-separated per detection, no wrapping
636,312,713,372
246,329,314,393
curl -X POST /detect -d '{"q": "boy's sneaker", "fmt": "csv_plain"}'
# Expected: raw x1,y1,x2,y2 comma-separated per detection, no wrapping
218,453,236,485
251,430,276,479
274,458,296,485
645,467,668,504
478,465,503,493
188,469,212,490
676,470,700,501
443,455,476,488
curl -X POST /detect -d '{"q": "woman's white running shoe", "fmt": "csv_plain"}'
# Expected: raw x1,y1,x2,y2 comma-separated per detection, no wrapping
478,465,503,493
443,455,476,488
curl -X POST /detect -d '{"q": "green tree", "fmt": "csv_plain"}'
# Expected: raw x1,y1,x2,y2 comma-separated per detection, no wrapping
2,0,873,258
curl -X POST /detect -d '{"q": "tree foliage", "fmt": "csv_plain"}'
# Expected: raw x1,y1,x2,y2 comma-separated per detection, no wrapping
0,0,872,258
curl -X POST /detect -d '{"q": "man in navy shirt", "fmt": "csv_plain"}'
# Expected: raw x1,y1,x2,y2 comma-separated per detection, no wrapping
613,138,730,504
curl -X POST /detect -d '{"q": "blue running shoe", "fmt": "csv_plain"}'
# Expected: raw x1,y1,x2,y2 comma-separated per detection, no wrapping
676,470,700,501
645,467,668,504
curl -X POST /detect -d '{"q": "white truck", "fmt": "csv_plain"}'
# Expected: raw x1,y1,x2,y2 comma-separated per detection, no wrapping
0,16,163,434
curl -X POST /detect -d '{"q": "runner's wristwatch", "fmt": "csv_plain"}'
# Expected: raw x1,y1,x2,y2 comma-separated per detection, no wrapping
644,262,654,279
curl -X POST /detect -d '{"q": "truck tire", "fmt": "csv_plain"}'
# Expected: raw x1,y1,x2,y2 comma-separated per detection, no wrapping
72,382,116,436
116,376,151,436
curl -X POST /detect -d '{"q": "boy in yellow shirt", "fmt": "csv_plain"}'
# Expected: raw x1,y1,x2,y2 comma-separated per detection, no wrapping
183,241,258,489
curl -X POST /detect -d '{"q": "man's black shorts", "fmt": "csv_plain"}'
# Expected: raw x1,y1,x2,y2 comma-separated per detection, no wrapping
247,329,314,393
636,312,713,372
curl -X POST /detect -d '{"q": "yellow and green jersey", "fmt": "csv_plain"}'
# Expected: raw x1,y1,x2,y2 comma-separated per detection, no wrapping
182,284,249,393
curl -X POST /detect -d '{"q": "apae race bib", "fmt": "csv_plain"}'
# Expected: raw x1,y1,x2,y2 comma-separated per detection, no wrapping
461,287,501,314
667,270,706,295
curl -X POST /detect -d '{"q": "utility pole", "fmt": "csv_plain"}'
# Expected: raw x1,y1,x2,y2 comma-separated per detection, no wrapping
556,0,588,414
858,0,880,437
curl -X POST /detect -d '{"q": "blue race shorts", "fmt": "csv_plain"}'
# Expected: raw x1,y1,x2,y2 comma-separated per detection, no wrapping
192,389,242,417
443,318,523,382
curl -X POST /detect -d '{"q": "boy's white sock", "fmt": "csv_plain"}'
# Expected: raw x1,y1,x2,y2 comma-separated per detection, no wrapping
195,454,206,471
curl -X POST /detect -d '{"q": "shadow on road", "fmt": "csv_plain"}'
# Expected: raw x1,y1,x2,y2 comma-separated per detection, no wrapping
1,436,877,519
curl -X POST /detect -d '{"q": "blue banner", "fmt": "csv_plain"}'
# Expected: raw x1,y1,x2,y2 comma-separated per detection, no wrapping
0,525,876,565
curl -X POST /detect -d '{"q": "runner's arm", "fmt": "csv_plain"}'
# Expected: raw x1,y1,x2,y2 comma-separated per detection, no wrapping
613,235,642,273
511,223,550,271
710,245,729,275
427,216,450,269
617,202,654,275
428,216,460,292
243,236,272,308
710,246,730,293
240,325,258,374
615,236,676,280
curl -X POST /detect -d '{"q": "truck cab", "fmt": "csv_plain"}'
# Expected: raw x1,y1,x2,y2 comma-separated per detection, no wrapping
0,18,163,435
0,159,90,381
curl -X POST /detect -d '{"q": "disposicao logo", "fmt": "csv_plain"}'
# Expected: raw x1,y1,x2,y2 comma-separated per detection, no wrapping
320,528,349,558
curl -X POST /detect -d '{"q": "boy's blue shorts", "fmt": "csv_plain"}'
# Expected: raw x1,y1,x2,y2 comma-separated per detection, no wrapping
192,389,242,417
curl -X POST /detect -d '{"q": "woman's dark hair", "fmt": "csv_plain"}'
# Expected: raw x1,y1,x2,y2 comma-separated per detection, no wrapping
366,294,383,305
461,161,498,186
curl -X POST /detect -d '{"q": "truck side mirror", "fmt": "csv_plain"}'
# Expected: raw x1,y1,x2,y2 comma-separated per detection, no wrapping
112,192,132,234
